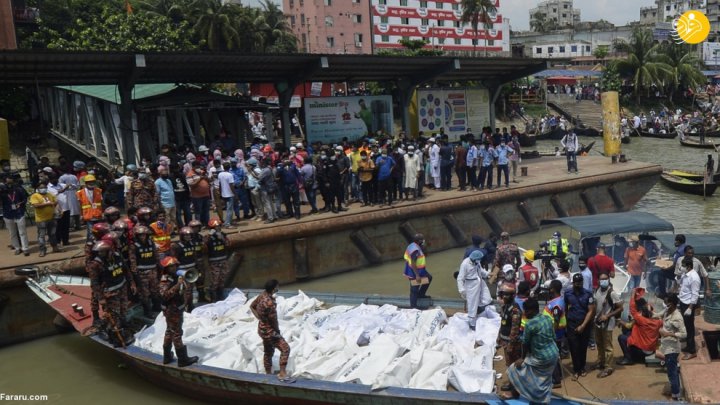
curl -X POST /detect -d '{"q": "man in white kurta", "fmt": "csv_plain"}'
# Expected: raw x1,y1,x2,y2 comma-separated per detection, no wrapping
58,171,81,229
429,138,441,189
403,146,422,199
457,250,493,329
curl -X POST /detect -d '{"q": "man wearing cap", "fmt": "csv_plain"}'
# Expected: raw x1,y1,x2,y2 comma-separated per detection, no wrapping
547,231,570,259
59,167,82,231
77,174,104,241
404,233,433,309
624,236,647,290
457,250,491,329
403,145,422,200
492,232,521,284
428,138,441,189
564,273,596,381
588,243,615,290
497,283,523,391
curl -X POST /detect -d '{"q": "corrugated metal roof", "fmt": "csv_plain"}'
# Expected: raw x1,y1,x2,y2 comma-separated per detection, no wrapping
56,83,178,104
534,69,602,78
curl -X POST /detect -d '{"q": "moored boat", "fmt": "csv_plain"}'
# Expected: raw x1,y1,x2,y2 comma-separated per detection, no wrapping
666,169,720,183
637,130,677,139
517,132,536,147
679,137,718,149
574,127,601,137
534,126,566,140
660,172,718,196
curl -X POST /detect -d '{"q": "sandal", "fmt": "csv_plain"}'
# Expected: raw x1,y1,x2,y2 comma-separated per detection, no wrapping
580,370,588,377
571,373,580,381
597,368,614,378
682,353,697,361
278,376,296,383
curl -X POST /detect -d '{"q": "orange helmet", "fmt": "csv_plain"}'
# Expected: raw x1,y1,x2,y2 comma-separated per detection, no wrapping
112,219,128,232
137,207,152,216
91,222,111,239
208,218,222,228
160,256,179,268
133,225,150,235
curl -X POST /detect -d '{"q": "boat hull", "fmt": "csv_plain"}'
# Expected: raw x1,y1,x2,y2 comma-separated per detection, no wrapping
535,127,566,140
680,138,717,149
660,173,718,196
518,133,536,147
638,130,677,139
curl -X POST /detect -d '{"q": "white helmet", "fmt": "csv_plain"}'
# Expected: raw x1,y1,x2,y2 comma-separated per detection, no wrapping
198,145,209,153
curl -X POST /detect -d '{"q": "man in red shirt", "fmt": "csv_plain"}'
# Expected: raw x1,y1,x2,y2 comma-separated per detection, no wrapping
617,288,662,365
588,243,615,289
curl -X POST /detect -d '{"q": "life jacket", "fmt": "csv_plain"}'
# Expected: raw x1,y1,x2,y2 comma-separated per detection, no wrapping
403,242,427,279
192,234,204,258
176,241,197,269
150,222,172,253
543,295,567,340
206,232,227,262
99,254,126,293
520,263,539,288
77,187,103,221
134,241,156,271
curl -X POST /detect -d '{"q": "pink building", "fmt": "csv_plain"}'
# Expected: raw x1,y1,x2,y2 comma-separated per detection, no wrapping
284,0,373,54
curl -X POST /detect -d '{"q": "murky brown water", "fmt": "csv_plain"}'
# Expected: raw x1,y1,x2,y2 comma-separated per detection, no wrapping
2,134,713,402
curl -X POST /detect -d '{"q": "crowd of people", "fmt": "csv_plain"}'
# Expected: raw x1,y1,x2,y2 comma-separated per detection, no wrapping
404,229,704,403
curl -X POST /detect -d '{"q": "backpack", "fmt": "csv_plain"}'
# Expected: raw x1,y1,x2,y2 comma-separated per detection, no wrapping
303,166,315,190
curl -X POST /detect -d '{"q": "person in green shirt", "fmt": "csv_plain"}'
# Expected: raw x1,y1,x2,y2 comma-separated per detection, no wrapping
504,297,559,403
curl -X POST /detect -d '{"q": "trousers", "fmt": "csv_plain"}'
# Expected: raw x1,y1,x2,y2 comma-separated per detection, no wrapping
566,321,592,374
262,335,290,373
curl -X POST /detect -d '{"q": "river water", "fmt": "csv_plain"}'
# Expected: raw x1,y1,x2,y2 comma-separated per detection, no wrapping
2,134,715,402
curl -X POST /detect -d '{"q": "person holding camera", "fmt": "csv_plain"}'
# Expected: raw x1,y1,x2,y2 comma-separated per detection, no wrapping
0,176,29,256
593,273,623,378
159,256,199,367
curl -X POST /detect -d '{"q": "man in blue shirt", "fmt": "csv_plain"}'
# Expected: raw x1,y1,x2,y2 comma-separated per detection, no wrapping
466,140,479,190
229,158,252,219
564,273,596,381
478,141,497,190
495,140,514,188
0,177,29,255
375,149,396,206
276,160,302,220
155,166,176,233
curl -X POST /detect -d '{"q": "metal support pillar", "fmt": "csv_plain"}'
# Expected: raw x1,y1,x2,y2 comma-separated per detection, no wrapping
118,82,136,166
276,81,293,147
396,78,416,134
487,81,502,130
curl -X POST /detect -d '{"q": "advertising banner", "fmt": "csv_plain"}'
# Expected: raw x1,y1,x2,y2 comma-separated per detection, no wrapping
417,88,488,141
305,96,393,144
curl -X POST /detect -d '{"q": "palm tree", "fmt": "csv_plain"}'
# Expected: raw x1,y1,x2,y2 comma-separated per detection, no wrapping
460,0,497,56
258,0,297,53
655,42,706,102
189,0,241,51
613,27,671,104
138,0,192,25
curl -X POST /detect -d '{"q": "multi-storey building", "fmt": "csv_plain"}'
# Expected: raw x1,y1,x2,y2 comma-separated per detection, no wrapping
639,0,705,25
707,0,720,35
371,0,510,54
528,0,580,29
283,0,373,54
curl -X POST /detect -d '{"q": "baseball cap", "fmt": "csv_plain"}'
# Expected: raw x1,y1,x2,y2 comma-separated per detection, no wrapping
572,273,584,282
597,242,606,249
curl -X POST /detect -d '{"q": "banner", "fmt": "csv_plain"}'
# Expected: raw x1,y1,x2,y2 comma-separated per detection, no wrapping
305,96,393,144
417,88,489,141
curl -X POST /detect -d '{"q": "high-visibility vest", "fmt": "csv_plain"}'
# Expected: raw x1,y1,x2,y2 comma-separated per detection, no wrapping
403,242,427,279
150,222,172,253
548,238,570,256
77,187,103,221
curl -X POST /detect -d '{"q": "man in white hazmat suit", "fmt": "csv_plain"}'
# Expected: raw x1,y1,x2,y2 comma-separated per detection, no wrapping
457,250,493,330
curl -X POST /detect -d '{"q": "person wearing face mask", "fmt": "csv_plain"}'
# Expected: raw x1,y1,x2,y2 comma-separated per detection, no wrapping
499,264,517,292
404,233,433,309
495,139,514,188
403,145,422,200
251,279,292,382
563,273,596,381
658,294,686,401
128,164,159,212
375,147,396,207
677,257,700,361
150,210,173,260
155,166,177,234
624,236,647,290
357,150,375,206
77,174,104,241
0,176,29,256
30,181,60,257
592,273,623,378
578,256,593,293
457,250,492,329
497,283,523,392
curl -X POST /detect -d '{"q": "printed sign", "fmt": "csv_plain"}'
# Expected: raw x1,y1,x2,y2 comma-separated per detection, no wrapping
304,96,394,144
417,88,489,141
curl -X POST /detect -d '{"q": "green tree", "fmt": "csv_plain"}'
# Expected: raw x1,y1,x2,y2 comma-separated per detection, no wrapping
655,42,706,102
138,0,193,25
592,46,608,60
460,0,497,56
613,27,671,104
529,11,555,33
45,9,194,51
600,64,622,92
255,0,297,53
376,38,443,56
189,0,242,51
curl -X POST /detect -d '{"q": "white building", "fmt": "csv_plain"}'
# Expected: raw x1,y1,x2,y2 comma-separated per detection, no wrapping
512,26,634,59
639,0,705,25
531,41,592,58
371,0,510,55
529,0,580,29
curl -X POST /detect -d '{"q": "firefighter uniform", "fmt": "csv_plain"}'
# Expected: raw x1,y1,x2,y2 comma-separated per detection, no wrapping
133,239,160,315
128,177,159,212
206,230,230,302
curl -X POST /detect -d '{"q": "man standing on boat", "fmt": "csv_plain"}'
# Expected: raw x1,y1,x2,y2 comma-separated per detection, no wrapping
404,233,432,309
588,243,615,290
560,131,579,174
564,273,596,381
93,240,137,347
159,256,199,367
251,279,292,381
491,232,521,284
457,250,491,329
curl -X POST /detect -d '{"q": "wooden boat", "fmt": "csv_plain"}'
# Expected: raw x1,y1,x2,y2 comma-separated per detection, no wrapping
534,126,566,140
637,130,677,139
517,132,536,147
661,172,718,196
666,169,720,183
621,136,631,144
574,127,601,137
520,141,595,160
679,137,718,149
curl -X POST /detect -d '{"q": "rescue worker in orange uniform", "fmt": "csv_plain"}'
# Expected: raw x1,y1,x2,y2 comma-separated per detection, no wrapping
77,174,103,240
150,210,172,260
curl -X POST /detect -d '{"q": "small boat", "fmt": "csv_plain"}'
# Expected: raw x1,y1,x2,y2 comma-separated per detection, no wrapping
679,137,718,149
534,126,566,140
666,169,720,183
660,172,718,196
519,141,595,160
574,127,601,137
517,132,536,147
637,130,677,139
621,136,631,144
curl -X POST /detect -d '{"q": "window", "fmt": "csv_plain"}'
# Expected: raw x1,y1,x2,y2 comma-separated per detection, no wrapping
560,45,566,52
548,46,554,53
400,0,407,5
301,14,305,26
300,0,303,5
436,2,443,8
352,0,360,3
437,19,444,26
666,5,670,10
571,45,577,52
438,38,445,44
352,14,362,23
420,1,427,7
354,33,363,44
552,8,556,12
326,36,335,48
454,38,461,45
563,3,568,8
325,16,334,27
289,0,294,8
401,17,410,24
401,36,410,41
562,13,566,18
301,33,306,44
324,0,331,6
452,3,459,10
472,39,478,45
585,45,591,52
536,47,542,54
421,18,429,25
290,15,296,27
381,35,390,42
453,20,460,28
381,16,389,23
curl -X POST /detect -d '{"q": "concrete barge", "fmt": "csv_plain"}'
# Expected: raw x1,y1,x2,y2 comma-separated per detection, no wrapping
0,156,661,345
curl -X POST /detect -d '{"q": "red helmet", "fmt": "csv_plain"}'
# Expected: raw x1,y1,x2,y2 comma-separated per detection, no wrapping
92,240,112,254
112,219,128,232
160,256,179,268
137,207,152,216
133,225,150,235
101,231,119,246
179,227,193,236
208,218,222,228
91,222,111,239
188,220,202,229
103,206,120,220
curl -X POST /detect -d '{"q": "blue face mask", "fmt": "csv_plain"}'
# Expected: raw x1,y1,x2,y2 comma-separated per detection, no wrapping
600,280,609,289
